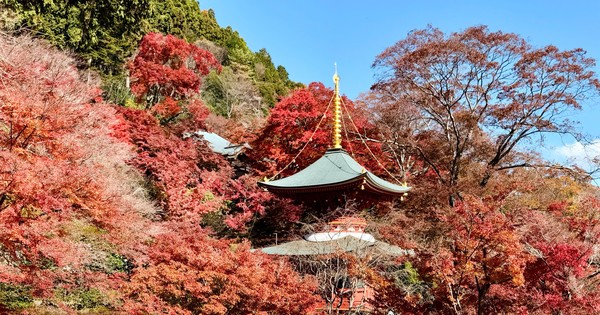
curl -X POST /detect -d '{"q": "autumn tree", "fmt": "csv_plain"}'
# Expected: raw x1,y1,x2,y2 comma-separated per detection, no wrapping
252,82,388,178
112,106,232,220
202,67,265,124
370,166,600,314
437,195,530,314
358,93,427,183
370,194,531,315
124,221,319,315
0,33,155,312
128,32,221,125
123,32,280,231
508,177,600,313
372,26,600,205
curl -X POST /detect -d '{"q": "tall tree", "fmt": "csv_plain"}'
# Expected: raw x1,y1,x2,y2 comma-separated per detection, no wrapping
201,68,264,122
372,26,600,205
252,82,387,178
128,32,221,126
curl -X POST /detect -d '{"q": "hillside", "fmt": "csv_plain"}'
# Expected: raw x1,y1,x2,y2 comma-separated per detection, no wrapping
1,1,600,314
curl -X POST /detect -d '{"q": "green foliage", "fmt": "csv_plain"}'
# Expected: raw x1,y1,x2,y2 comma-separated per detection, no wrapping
39,255,57,270
254,49,279,82
258,83,278,108
397,261,421,286
2,0,150,74
202,190,216,202
4,0,300,109
0,4,20,29
252,49,303,107
201,209,231,237
201,67,266,120
1,0,220,75
0,283,33,310
144,0,203,42
64,220,108,244
105,253,134,274
101,74,135,106
202,70,227,115
223,29,254,68
56,287,110,312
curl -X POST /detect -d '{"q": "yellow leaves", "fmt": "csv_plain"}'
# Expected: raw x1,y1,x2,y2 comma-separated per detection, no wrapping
202,190,215,202
510,267,526,287
0,192,15,209
464,261,475,274
19,204,42,219
123,97,144,109
228,243,239,253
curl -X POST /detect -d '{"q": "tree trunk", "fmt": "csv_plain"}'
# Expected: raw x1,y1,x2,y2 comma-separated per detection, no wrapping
476,277,490,315
480,170,492,187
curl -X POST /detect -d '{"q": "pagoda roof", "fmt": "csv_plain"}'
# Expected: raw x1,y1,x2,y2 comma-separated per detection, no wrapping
258,235,414,257
195,131,248,157
258,148,411,198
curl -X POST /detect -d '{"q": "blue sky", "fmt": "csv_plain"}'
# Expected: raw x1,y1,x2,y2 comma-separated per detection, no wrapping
201,0,600,168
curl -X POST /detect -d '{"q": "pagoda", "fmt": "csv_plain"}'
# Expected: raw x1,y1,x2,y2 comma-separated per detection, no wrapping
258,71,411,200
256,72,414,314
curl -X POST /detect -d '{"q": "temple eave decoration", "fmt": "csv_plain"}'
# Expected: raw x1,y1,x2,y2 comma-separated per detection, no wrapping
257,216,413,257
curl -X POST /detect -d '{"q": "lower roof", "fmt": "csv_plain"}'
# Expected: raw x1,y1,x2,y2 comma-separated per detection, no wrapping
257,235,414,257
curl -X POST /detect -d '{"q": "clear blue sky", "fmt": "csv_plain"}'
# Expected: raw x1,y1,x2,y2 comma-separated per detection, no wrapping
200,0,600,167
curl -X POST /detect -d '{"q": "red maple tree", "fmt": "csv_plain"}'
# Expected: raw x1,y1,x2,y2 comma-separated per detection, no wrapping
128,32,221,125
123,221,319,315
251,82,388,178
0,34,153,308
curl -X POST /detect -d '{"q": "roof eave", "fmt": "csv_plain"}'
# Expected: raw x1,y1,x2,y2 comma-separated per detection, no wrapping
257,173,367,193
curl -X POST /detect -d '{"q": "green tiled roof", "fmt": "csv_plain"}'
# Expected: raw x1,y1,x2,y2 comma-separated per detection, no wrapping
258,149,411,197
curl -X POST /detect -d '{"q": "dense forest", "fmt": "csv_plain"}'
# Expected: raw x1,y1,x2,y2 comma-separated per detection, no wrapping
1,1,600,314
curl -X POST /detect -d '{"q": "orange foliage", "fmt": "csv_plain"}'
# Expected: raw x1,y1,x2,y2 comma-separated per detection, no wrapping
124,222,318,315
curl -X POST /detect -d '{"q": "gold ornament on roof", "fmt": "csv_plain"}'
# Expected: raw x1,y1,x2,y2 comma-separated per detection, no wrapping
332,64,342,149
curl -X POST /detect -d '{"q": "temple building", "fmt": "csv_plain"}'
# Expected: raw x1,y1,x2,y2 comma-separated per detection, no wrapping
195,131,248,158
256,72,413,314
258,71,411,200
190,130,251,177
259,216,413,313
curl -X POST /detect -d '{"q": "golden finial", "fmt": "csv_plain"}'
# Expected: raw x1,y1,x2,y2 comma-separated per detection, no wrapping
332,63,342,149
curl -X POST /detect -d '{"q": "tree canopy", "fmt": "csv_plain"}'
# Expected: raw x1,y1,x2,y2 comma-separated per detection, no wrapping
372,25,600,205
1,6,600,314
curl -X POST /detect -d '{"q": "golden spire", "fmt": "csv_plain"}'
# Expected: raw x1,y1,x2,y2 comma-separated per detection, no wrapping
332,64,342,149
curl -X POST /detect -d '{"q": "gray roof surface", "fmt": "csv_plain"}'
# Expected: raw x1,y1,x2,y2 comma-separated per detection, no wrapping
258,149,411,195
196,131,244,156
258,236,414,256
